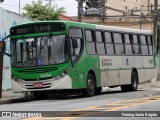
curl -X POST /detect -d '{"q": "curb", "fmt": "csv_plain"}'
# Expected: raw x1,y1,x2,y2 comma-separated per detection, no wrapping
0,97,25,105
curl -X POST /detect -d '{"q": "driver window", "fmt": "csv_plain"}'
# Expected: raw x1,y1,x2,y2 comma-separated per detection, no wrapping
69,28,83,65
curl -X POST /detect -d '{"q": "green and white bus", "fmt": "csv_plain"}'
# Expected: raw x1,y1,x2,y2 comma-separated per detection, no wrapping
6,21,155,98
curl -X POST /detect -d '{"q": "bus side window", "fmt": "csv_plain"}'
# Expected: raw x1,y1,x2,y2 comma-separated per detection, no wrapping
124,34,133,55
147,35,153,55
105,32,114,55
140,35,149,55
69,28,83,65
85,30,96,54
113,33,124,55
133,35,141,55
95,31,105,55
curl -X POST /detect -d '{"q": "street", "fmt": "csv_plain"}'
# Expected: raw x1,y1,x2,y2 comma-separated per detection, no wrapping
0,84,160,120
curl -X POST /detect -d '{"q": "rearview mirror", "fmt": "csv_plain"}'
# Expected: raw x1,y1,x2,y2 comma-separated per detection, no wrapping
2,35,11,57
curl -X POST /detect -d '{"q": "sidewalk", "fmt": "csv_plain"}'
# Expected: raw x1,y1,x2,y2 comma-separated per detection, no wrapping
0,80,160,104
0,90,25,104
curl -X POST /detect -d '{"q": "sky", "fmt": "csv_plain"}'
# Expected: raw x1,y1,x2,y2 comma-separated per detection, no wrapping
0,0,78,16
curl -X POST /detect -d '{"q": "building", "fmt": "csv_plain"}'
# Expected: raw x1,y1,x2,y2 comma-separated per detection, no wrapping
59,15,77,21
105,0,158,16
83,0,158,30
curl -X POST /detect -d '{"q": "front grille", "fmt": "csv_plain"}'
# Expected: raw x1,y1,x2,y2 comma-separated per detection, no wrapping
25,83,52,89
16,67,57,74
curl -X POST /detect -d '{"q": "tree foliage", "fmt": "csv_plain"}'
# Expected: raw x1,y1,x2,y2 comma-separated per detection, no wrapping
22,0,65,20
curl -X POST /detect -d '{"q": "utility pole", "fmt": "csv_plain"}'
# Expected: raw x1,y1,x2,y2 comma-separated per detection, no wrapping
140,5,144,30
100,0,106,24
153,0,158,54
77,0,83,22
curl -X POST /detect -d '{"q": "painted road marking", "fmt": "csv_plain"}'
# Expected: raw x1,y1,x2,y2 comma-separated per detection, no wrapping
23,95,160,120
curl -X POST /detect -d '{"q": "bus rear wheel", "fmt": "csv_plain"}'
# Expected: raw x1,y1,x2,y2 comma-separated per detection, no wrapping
121,71,138,92
83,74,96,97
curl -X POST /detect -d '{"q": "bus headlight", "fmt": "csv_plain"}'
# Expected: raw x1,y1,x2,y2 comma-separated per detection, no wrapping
13,77,24,83
54,68,70,80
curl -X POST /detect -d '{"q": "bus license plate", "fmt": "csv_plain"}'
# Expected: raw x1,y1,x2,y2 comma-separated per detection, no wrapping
33,82,43,88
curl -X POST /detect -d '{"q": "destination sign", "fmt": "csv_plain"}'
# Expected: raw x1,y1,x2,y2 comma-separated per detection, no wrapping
10,23,65,35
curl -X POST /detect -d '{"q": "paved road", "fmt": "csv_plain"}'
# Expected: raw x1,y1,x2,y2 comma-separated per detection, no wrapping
0,87,160,120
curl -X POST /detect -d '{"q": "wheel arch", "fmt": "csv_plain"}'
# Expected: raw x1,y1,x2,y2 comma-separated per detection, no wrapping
88,70,97,87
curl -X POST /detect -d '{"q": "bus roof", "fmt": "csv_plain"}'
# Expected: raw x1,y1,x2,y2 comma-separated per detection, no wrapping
11,20,152,35
95,24,152,35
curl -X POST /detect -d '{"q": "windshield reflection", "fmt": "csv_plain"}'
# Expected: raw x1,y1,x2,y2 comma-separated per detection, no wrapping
11,35,69,67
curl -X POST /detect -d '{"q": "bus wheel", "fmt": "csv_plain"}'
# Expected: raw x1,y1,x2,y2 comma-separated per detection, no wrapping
95,87,102,95
83,74,96,97
121,71,138,92
130,71,138,91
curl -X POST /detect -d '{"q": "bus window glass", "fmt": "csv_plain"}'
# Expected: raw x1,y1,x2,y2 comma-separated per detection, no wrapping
133,35,138,44
69,28,83,65
124,34,132,55
70,38,82,64
113,33,124,55
85,30,93,42
141,45,149,55
96,31,103,42
140,35,148,55
124,34,130,43
149,46,153,55
106,43,114,55
85,30,96,54
140,35,147,44
96,31,105,54
133,35,140,54
105,32,114,55
96,43,105,55
11,35,69,67
69,28,82,38
147,36,153,55
105,32,112,43
147,36,152,45
125,44,132,55
113,33,122,43
115,44,124,55
140,35,147,45
87,43,96,54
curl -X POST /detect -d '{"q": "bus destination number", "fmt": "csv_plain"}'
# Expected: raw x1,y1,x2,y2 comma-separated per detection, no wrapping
40,73,52,78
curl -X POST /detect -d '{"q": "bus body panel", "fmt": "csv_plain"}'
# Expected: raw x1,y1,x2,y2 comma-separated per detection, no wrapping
12,75,72,92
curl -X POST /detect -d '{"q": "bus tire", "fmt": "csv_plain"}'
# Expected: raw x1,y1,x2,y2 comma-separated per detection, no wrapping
83,73,96,97
95,87,102,95
121,71,138,92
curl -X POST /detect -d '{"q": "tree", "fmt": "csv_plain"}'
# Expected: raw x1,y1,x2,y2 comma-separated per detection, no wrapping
22,0,65,20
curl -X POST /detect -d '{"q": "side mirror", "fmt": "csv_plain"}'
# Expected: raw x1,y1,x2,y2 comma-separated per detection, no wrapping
71,38,78,48
2,35,11,57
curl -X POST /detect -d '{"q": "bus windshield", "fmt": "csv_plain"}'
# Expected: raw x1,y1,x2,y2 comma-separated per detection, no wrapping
11,35,70,67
